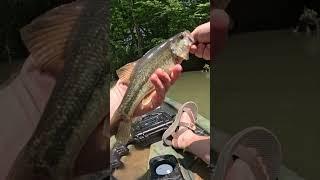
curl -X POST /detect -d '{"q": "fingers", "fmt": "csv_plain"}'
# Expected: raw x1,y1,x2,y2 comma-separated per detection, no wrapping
156,69,171,92
147,75,165,113
149,65,182,102
203,44,210,60
150,73,165,96
169,64,182,84
190,10,229,61
191,22,210,44
190,43,210,60
190,44,197,54
135,65,182,116
195,43,205,58
150,71,166,108
150,65,182,92
190,22,210,61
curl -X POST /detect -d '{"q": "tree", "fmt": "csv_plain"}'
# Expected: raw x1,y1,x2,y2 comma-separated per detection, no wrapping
109,0,210,79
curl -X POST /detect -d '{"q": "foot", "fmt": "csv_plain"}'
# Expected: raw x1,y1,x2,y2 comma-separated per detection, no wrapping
171,111,198,149
225,156,270,180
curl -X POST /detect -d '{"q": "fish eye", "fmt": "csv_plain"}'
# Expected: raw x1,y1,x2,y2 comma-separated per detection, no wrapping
179,34,184,39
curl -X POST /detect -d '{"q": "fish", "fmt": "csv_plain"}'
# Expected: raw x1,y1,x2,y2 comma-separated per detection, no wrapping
111,31,194,148
6,0,109,179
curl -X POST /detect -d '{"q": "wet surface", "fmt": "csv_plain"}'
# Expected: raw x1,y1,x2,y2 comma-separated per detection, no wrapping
112,145,151,180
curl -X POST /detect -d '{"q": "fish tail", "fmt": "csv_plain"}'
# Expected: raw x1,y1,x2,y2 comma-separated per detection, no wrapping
109,108,123,131
115,120,132,145
103,109,120,150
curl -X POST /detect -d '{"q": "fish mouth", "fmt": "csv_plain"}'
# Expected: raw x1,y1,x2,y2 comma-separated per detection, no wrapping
182,30,194,44
183,31,195,44
187,35,195,44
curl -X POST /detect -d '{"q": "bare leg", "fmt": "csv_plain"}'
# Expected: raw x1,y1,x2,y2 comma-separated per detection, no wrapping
171,112,210,164
171,112,258,180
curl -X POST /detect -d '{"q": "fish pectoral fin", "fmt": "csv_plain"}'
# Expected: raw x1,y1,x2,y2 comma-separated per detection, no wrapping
141,87,155,106
116,61,138,85
177,51,189,61
20,0,85,77
170,43,189,61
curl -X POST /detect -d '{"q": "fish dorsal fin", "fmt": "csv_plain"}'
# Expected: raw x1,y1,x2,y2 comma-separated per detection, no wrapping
20,0,85,76
116,61,138,85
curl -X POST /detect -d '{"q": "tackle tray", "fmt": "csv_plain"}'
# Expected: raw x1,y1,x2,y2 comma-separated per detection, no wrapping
130,104,208,147
130,108,175,147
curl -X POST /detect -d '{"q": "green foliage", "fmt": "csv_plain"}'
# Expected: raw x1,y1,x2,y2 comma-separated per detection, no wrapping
0,0,209,73
110,0,209,80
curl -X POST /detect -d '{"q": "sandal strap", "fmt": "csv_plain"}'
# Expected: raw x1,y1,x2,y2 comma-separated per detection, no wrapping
172,128,189,139
172,128,189,148
179,122,196,131
162,101,198,146
214,127,282,180
233,146,268,180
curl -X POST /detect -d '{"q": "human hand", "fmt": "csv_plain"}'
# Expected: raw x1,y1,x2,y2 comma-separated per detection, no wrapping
110,64,182,119
190,9,230,60
190,22,210,60
134,64,182,116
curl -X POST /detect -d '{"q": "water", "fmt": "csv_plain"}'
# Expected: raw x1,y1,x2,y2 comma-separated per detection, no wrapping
167,71,211,119
214,29,320,180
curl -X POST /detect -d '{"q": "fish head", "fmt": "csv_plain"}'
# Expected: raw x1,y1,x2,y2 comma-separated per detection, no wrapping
170,30,194,62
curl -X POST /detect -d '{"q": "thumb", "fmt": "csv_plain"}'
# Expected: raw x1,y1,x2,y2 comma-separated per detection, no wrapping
191,22,210,44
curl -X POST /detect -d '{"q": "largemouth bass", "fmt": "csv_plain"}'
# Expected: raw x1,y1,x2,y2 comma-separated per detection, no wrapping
111,31,194,148
6,0,109,179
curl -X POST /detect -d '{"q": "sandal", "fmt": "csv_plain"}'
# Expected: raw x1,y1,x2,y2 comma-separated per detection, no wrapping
213,127,282,180
162,101,198,147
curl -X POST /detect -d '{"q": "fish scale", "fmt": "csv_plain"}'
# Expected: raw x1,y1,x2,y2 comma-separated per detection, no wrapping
6,0,109,179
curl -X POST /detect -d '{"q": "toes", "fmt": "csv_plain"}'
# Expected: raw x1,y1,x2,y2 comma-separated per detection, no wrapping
172,138,179,148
